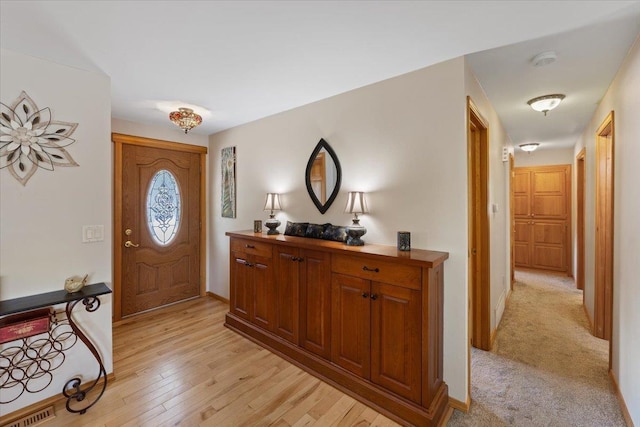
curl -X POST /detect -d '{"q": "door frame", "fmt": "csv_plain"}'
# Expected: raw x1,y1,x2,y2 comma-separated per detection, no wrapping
112,133,208,321
576,148,586,292
467,97,491,353
509,153,515,289
594,112,614,344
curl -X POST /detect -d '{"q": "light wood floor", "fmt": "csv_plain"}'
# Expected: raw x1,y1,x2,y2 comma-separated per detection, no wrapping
45,297,401,426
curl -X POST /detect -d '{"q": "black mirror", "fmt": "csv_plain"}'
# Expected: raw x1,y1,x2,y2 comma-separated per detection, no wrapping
305,139,341,214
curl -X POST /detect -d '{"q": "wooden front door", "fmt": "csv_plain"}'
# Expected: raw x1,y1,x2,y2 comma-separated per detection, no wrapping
113,134,207,320
513,165,571,273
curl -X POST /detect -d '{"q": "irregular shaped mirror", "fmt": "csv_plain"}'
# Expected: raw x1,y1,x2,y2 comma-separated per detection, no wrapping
305,138,341,214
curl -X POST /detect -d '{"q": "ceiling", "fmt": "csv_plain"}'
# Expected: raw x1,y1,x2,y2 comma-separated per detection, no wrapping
1,1,639,149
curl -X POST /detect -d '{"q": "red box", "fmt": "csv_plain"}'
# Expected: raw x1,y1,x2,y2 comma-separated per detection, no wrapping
0,308,51,344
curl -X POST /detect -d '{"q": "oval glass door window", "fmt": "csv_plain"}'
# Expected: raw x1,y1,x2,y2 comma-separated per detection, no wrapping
146,170,181,245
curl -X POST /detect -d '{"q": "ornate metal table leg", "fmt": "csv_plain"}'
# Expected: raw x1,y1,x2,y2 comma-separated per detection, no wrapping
62,296,107,414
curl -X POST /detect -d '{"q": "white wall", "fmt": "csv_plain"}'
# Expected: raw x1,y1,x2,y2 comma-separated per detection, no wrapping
0,49,113,412
573,35,640,424
514,147,574,167
464,59,512,333
209,57,472,401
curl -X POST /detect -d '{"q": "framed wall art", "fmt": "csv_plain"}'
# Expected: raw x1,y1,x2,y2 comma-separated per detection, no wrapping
221,146,236,218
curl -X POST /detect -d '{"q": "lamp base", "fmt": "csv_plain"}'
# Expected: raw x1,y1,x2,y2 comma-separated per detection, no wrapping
346,224,367,246
265,219,281,235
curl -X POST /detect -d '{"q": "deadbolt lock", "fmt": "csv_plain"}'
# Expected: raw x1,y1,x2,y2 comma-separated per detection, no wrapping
125,229,132,236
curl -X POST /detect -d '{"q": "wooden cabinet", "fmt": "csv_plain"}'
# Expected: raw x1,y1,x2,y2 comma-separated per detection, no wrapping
331,273,371,378
273,246,331,353
225,231,449,427
514,165,570,272
332,268,421,403
274,246,300,343
230,238,274,331
299,250,331,358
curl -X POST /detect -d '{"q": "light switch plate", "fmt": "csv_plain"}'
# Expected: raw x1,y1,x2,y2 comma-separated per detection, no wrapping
83,225,105,243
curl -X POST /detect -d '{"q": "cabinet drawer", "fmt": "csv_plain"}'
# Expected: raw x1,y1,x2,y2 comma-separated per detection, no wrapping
231,238,272,259
332,255,421,290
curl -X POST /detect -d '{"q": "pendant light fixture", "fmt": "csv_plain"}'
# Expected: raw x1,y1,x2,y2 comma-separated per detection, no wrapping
527,94,565,116
169,107,202,133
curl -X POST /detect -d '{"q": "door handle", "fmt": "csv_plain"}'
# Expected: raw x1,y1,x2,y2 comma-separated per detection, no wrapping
124,240,140,248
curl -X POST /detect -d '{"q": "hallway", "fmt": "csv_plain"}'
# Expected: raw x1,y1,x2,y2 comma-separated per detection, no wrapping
449,269,625,426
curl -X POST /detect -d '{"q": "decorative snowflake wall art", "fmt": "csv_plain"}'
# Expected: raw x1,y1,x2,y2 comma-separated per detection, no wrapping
1,91,79,186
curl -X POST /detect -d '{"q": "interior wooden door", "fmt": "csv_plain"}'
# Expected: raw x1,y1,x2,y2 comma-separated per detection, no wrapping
576,149,586,291
595,112,614,341
467,98,490,351
509,154,515,288
120,144,201,317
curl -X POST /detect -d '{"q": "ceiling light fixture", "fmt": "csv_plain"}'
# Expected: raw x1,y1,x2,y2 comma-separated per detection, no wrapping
527,94,565,116
519,143,540,152
169,107,202,133
531,51,557,67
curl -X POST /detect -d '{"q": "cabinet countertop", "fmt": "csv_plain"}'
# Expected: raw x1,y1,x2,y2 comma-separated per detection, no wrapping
226,230,449,268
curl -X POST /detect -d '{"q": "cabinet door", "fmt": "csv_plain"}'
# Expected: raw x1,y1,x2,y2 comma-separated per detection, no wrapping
252,255,275,331
531,220,566,271
513,170,531,217
274,247,300,343
514,219,531,268
331,273,370,379
230,251,251,320
300,250,331,358
370,282,421,403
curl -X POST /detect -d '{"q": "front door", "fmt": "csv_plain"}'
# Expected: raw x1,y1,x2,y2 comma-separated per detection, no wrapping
113,134,206,319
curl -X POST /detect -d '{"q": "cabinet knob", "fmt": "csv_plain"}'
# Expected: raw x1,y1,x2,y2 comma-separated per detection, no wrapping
362,292,369,298
362,266,380,273
292,257,299,261
245,244,255,249
370,294,378,301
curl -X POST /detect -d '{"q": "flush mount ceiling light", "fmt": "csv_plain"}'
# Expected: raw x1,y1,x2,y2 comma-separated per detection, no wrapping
519,143,540,152
169,107,202,133
527,94,565,116
531,51,557,67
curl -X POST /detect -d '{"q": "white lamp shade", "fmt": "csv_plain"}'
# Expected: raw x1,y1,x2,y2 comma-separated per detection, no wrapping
344,192,369,214
264,193,281,211
519,143,540,152
527,94,565,114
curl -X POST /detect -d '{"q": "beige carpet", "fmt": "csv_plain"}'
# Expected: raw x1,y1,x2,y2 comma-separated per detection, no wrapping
448,269,626,426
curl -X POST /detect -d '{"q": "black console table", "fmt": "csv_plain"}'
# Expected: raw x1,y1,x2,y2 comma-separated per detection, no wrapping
0,283,112,414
